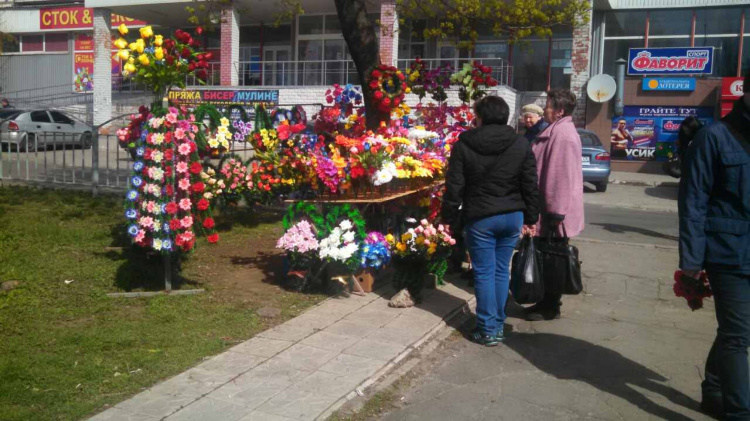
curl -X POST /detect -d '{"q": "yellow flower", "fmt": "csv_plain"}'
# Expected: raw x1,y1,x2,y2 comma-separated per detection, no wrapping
114,38,128,49
138,54,150,66
139,26,154,39
118,23,129,36
154,47,164,60
124,63,137,74
127,57,135,65
396,243,407,252
128,42,138,51
135,39,145,53
415,236,425,245
154,35,163,47
385,234,395,243
220,118,230,127
118,49,130,61
401,233,412,242
428,245,437,255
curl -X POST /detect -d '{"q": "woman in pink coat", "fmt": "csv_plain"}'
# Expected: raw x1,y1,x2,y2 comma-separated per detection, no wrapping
525,89,584,321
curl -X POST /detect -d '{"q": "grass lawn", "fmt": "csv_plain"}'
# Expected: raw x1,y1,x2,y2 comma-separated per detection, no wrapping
0,186,326,421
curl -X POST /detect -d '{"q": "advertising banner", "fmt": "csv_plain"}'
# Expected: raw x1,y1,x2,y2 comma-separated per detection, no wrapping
40,7,146,30
74,33,93,51
73,53,94,92
168,89,279,109
611,106,714,161
721,77,744,117
642,78,696,91
627,47,714,76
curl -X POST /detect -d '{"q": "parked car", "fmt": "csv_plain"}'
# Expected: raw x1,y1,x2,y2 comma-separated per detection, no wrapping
0,109,92,152
578,128,610,192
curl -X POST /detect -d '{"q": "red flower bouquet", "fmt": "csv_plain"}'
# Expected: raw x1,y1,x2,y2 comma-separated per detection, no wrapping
673,270,712,311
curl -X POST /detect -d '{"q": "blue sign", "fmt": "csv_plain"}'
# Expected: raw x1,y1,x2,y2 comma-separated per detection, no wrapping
642,78,696,91
611,106,715,161
627,47,714,76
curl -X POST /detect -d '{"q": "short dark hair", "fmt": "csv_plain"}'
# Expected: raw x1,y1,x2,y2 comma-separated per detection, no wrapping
473,96,510,125
546,89,577,117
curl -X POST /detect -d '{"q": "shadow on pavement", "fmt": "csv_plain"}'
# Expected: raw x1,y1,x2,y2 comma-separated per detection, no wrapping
591,222,678,242
505,332,701,421
645,186,679,201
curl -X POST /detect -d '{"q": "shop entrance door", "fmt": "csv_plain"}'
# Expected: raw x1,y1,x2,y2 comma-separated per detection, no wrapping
263,47,291,86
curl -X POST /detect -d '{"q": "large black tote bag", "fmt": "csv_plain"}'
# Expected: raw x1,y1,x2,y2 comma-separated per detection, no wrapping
536,223,583,295
510,235,544,304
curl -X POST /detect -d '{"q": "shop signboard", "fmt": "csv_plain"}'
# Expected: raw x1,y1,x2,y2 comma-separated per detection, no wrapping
610,106,714,161
720,77,744,117
627,47,714,76
40,7,146,30
642,78,695,91
168,89,280,124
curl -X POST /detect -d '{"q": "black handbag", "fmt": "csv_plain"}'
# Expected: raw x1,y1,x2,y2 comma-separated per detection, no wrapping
536,223,583,295
510,235,544,304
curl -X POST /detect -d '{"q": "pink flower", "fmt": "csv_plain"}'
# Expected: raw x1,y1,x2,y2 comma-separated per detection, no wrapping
134,230,145,243
415,226,424,234
180,216,194,228
449,239,456,245
146,201,155,213
438,224,445,232
174,127,186,140
178,143,191,156
178,178,191,191
179,198,192,211
424,239,431,246
420,219,429,227
176,162,189,173
230,183,237,189
350,147,359,154
166,113,178,124
139,216,154,229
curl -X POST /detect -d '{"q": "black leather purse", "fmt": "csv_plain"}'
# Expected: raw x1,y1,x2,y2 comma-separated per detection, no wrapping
536,223,583,295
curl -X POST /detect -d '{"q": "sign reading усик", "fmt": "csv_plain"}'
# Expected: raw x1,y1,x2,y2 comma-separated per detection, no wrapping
628,47,714,76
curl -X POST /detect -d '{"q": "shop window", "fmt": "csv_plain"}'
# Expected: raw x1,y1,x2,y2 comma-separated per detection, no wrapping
512,40,549,91
1,34,20,53
648,37,690,48
21,35,43,52
695,35,740,77
602,38,644,76
299,15,324,36
324,15,341,35
604,11,647,37
45,33,68,52
696,7,742,35
550,39,572,90
648,10,692,36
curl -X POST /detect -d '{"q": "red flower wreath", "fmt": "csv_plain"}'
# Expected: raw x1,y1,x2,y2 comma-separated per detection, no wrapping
368,65,407,113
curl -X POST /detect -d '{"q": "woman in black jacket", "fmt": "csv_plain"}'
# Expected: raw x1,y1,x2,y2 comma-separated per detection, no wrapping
442,96,540,346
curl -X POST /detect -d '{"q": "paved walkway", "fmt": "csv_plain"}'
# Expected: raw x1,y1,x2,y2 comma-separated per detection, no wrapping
89,284,474,421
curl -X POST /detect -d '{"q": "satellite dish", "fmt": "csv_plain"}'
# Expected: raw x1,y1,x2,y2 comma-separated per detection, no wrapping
587,74,616,103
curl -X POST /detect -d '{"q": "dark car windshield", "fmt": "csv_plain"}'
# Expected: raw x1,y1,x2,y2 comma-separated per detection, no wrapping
580,132,603,147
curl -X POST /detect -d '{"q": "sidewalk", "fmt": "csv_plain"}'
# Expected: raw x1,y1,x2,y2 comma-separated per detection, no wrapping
609,171,679,188
89,283,475,421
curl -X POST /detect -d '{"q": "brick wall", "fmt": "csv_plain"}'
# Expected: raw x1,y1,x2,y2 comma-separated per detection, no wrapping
220,6,240,86
570,3,593,128
92,8,112,127
379,0,398,66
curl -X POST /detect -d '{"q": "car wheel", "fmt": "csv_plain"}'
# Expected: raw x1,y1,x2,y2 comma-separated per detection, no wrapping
595,181,608,193
80,133,93,149
24,135,36,153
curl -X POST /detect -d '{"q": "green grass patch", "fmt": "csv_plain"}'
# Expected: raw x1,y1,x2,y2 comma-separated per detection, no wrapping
0,186,325,420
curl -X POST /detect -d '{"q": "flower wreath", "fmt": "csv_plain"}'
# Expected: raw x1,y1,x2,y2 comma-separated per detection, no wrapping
368,65,407,113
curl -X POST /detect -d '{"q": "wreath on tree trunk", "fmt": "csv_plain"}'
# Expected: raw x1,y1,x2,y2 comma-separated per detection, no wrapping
368,65,408,113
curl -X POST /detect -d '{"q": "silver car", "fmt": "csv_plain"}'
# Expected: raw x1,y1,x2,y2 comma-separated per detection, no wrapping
0,109,93,152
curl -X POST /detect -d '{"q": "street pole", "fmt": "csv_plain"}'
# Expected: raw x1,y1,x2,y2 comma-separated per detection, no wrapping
91,129,100,197
614,58,627,117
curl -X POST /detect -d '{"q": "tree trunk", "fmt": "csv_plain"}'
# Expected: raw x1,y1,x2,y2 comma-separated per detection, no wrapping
333,0,388,130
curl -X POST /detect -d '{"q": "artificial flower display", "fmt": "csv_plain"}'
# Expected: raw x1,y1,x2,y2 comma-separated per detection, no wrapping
368,65,408,113
124,107,218,253
450,61,499,103
360,232,392,270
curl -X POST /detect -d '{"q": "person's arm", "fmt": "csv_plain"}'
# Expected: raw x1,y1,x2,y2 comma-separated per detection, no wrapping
542,135,577,222
441,139,466,226
520,142,540,231
678,128,716,272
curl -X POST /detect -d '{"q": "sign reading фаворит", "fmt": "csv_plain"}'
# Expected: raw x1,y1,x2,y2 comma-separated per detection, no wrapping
628,47,714,76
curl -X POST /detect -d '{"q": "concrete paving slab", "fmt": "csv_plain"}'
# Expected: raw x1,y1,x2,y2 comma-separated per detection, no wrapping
166,397,248,421
258,323,318,342
272,344,339,372
230,337,295,358
300,330,361,352
318,353,384,378
114,389,198,418
342,338,407,362
257,388,340,421
291,370,368,398
87,407,160,421
324,319,379,339
238,411,297,421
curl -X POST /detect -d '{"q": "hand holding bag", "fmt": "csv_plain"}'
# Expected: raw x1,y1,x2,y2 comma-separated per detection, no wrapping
537,223,583,295
510,235,545,304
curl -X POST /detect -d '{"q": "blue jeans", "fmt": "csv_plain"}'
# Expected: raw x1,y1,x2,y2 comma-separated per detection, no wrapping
704,270,750,420
465,212,523,336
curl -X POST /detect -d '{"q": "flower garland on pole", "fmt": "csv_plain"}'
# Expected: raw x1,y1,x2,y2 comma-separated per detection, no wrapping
367,65,408,115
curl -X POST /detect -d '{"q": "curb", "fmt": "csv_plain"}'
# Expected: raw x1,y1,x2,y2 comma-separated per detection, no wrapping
610,179,680,188
315,294,477,421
